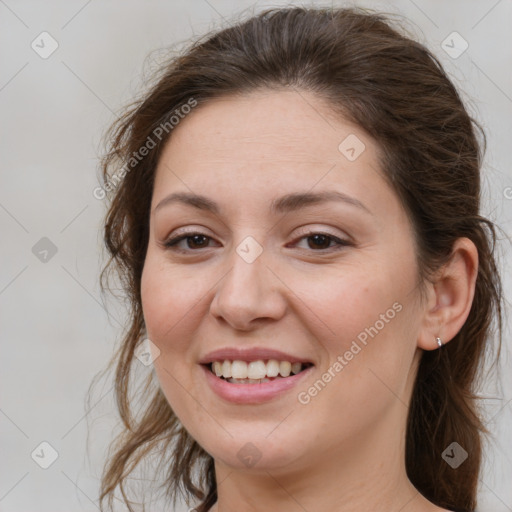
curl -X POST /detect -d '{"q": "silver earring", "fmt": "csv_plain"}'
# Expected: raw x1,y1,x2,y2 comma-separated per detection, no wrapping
436,337,443,348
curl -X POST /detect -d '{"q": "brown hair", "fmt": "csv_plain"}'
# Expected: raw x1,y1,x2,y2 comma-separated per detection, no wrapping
93,6,504,512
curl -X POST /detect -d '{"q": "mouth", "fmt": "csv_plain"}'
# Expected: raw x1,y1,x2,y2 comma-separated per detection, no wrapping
202,359,315,384
200,358,315,404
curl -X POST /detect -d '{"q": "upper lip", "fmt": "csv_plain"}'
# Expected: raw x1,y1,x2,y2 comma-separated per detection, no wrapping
198,347,314,365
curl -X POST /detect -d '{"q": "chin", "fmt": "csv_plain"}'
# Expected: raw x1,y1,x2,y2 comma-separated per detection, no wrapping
197,432,306,473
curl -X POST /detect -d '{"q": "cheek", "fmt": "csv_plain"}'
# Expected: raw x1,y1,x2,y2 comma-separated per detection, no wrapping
291,258,402,351
140,252,209,351
291,251,419,397
140,254,208,427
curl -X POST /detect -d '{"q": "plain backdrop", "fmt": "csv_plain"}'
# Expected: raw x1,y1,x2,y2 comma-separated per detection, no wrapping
1,1,511,511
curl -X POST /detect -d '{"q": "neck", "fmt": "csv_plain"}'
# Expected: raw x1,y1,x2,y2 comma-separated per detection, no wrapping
212,424,439,512
210,403,437,512
207,350,444,512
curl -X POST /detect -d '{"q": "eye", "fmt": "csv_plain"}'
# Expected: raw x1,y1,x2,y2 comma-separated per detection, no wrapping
290,231,351,252
162,230,351,254
163,232,218,252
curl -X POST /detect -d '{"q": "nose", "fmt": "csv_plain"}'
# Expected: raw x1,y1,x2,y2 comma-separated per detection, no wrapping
209,244,287,331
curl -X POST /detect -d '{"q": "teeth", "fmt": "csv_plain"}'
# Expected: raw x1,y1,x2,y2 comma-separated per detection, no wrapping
231,360,247,379
227,377,272,384
247,360,267,379
291,362,302,374
279,361,291,377
266,359,280,377
212,361,223,377
209,359,309,380
222,360,232,378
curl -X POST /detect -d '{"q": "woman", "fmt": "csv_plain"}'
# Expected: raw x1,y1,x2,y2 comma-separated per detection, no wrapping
95,6,503,512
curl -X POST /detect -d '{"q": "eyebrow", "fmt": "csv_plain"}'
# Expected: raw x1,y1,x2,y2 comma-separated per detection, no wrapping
153,190,372,216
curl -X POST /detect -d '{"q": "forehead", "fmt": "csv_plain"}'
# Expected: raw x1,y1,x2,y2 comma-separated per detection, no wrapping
158,89,370,165
153,89,384,194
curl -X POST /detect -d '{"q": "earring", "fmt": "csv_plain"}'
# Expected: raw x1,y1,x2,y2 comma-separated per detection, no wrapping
436,337,443,348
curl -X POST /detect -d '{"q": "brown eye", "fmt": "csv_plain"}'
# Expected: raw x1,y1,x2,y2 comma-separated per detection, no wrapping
163,233,216,252
185,234,210,249
293,232,351,252
306,234,333,250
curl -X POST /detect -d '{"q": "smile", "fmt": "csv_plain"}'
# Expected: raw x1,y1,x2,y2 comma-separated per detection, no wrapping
200,360,315,404
208,359,313,383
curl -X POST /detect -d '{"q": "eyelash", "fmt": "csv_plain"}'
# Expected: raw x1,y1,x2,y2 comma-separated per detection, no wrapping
162,231,351,254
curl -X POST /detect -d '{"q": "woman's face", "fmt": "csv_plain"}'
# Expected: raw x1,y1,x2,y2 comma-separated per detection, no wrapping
141,89,426,473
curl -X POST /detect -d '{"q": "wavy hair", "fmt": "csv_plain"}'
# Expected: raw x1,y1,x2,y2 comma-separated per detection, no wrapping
92,6,504,512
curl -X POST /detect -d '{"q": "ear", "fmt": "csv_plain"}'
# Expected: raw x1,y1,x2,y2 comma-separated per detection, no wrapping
417,237,479,351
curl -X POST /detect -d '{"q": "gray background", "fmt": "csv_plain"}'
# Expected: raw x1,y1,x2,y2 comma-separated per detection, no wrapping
1,0,511,511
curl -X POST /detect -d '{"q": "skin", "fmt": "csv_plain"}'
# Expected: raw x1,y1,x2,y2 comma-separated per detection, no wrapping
140,89,478,512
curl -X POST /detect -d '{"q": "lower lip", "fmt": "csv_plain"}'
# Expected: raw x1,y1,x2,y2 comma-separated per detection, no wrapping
200,364,314,404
